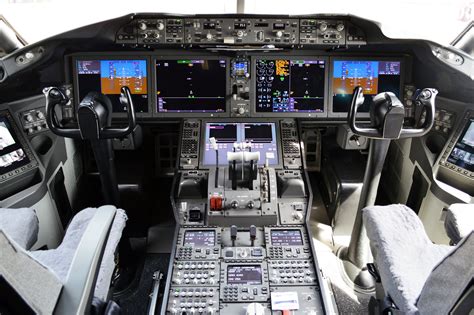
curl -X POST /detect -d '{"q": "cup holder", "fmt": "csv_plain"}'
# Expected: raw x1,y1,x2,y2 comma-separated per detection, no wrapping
31,134,53,156
425,134,446,155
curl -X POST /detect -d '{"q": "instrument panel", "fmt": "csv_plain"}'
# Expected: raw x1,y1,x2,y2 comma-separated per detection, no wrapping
70,53,408,119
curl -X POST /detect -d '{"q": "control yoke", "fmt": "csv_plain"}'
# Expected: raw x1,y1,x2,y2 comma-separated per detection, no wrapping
340,86,438,290
43,86,136,206
44,86,136,140
349,86,437,140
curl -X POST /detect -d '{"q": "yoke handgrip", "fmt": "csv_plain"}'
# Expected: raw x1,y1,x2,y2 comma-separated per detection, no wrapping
101,86,136,139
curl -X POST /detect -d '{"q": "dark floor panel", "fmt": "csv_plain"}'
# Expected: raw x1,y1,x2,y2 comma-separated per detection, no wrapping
113,254,170,315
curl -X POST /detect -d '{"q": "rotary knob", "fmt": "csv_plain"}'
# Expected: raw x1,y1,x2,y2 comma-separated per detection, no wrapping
336,23,345,32
206,33,213,40
247,201,255,209
319,23,328,32
138,22,147,31
237,107,245,115
157,22,165,30
36,111,45,119
153,33,160,39
236,30,244,38
25,114,33,122
275,30,283,38
231,200,239,209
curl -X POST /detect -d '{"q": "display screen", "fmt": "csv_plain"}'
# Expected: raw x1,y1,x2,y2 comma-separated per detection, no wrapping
271,230,303,246
447,118,474,172
332,60,401,113
203,122,278,166
76,59,149,113
0,114,29,175
156,59,227,113
227,265,262,285
183,230,215,246
255,59,326,113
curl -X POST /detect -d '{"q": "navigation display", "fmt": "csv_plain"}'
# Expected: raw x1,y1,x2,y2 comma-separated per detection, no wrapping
0,114,29,175
271,230,303,246
332,60,401,113
183,230,215,246
203,122,278,166
227,265,262,285
76,59,149,113
448,118,474,172
255,59,326,113
156,59,227,113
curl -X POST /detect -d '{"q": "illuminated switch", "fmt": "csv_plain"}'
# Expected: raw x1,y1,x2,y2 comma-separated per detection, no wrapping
209,194,223,211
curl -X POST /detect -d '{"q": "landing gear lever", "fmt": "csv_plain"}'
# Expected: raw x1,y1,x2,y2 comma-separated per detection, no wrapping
340,86,437,290
43,86,136,206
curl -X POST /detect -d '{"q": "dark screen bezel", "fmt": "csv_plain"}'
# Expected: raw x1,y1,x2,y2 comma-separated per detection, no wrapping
251,56,329,118
183,230,216,246
153,56,231,118
328,56,405,118
226,264,263,285
72,54,153,118
200,120,282,168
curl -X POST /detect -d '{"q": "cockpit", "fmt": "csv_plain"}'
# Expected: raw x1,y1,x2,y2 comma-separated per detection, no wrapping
0,4,473,315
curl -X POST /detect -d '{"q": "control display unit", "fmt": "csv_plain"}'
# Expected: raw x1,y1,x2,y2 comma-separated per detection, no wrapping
0,114,30,175
156,59,227,113
227,265,262,285
202,122,278,166
330,58,402,115
255,58,326,115
183,230,216,246
447,118,474,172
75,59,149,113
271,229,303,246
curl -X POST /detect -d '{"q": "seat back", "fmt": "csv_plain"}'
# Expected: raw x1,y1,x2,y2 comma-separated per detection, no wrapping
0,230,62,314
416,232,474,314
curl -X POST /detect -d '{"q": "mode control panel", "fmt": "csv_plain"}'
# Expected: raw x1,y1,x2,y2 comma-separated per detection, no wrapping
220,261,270,302
20,108,48,136
184,18,299,45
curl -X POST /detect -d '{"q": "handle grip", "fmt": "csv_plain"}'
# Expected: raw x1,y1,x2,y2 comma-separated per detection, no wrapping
100,86,136,139
43,87,81,139
348,86,437,140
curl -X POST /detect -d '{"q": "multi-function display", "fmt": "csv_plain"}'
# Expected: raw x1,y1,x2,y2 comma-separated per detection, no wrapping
227,265,262,285
0,114,29,175
448,118,474,172
183,230,216,246
203,122,278,166
270,230,303,246
76,59,149,112
156,59,227,113
332,60,401,113
255,59,326,113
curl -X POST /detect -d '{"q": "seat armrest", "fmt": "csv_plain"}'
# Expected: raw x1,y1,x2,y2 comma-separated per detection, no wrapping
444,203,474,244
54,205,117,315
